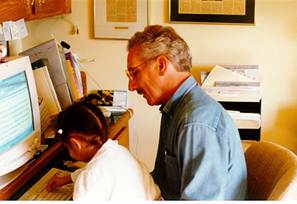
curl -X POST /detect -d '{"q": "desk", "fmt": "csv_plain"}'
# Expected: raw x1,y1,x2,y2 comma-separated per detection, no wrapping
0,109,133,200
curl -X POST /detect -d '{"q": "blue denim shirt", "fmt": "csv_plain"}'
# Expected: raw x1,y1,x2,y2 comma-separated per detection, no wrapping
152,76,247,200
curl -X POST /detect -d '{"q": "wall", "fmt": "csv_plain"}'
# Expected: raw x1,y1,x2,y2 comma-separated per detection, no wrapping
20,0,297,170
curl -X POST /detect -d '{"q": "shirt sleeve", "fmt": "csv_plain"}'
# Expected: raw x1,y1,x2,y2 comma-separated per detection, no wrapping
72,164,109,201
178,123,228,200
70,168,83,183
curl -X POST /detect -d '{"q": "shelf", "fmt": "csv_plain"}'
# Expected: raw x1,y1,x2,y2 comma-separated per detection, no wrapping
218,100,261,141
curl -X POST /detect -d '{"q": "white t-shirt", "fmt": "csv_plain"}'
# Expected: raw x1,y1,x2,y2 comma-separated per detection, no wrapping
71,139,160,201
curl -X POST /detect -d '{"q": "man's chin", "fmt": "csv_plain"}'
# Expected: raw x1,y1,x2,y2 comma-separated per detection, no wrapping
143,95,153,106
145,98,159,106
142,94,158,106
146,100,154,106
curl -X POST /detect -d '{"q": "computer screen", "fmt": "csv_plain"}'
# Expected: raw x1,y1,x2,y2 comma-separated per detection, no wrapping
0,56,41,189
0,72,33,154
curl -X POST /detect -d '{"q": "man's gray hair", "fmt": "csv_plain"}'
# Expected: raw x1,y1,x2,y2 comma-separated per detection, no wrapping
127,25,192,72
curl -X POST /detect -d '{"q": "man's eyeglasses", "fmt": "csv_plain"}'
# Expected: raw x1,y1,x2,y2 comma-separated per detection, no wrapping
125,57,156,81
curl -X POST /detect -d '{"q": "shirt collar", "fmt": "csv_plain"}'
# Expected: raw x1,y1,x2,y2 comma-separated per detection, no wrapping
160,75,198,115
93,139,117,157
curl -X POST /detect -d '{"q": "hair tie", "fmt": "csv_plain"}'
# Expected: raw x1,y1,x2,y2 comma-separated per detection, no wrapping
57,129,63,135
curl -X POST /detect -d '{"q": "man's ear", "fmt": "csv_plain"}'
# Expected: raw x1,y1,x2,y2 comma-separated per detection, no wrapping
156,55,168,74
69,137,82,151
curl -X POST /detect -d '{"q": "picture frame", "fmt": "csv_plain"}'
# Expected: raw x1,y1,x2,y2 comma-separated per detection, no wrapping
170,0,255,24
93,0,149,40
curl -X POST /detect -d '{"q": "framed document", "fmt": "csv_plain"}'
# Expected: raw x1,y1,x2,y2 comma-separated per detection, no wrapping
94,0,148,39
170,0,255,24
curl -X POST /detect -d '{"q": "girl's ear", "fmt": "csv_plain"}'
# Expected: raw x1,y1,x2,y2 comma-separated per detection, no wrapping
69,137,82,151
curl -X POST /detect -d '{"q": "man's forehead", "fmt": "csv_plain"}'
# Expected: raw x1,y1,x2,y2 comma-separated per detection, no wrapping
128,48,143,65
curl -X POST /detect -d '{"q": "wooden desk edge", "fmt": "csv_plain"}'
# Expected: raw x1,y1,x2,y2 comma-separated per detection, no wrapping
108,109,133,140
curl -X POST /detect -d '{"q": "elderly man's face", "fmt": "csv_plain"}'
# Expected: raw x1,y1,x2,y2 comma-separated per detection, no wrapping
126,47,164,106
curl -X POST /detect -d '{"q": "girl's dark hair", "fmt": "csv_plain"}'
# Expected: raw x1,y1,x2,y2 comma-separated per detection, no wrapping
56,98,108,145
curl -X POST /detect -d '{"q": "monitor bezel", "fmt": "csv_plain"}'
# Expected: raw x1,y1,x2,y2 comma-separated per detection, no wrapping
0,56,41,177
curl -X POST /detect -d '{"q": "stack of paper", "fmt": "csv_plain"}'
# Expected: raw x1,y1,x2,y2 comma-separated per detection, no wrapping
201,65,261,102
33,66,61,116
201,65,261,130
33,66,61,134
226,111,261,129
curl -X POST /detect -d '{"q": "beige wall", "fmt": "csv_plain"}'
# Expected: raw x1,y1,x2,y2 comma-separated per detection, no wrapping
20,0,297,170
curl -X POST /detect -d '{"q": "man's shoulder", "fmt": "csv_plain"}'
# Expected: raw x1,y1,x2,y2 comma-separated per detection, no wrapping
178,87,222,121
170,80,231,129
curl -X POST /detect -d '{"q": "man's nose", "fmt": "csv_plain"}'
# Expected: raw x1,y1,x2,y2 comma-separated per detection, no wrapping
128,79,137,91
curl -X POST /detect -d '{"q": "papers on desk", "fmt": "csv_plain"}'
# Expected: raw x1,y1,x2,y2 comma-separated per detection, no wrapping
201,64,261,130
201,65,261,102
95,90,128,116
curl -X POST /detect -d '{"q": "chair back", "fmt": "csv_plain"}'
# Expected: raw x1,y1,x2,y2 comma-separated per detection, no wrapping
245,141,297,200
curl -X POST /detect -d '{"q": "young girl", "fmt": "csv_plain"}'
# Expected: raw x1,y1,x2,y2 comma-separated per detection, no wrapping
46,100,160,201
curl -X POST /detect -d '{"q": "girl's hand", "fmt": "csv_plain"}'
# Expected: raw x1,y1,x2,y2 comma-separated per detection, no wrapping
46,174,72,192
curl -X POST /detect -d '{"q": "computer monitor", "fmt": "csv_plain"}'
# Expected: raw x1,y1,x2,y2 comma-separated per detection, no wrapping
20,39,73,110
0,56,41,189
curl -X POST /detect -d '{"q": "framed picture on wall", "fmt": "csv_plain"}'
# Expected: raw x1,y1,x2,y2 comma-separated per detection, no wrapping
170,0,255,24
94,0,149,40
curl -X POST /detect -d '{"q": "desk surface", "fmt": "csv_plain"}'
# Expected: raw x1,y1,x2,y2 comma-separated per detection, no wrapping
0,109,133,200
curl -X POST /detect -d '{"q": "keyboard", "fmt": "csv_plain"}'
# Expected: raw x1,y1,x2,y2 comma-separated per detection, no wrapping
18,167,73,200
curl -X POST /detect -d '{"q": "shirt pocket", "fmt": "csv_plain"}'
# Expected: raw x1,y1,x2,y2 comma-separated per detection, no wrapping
164,153,181,196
